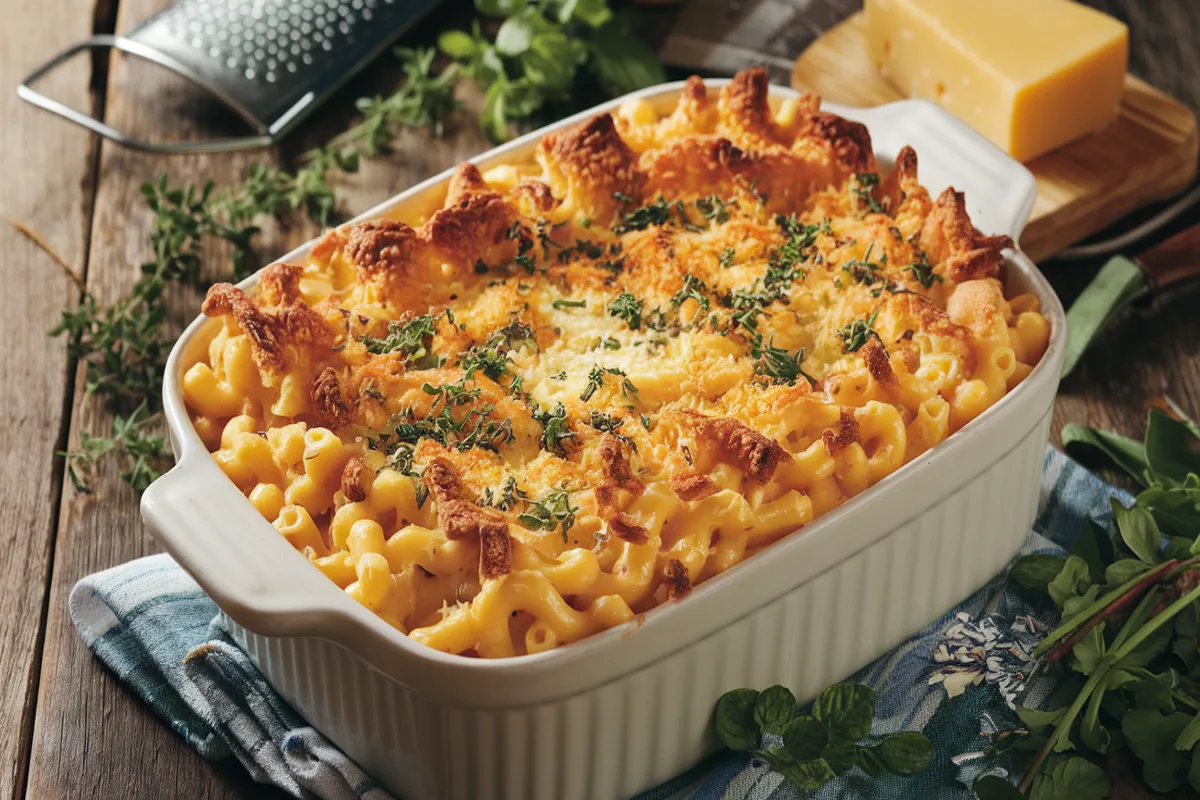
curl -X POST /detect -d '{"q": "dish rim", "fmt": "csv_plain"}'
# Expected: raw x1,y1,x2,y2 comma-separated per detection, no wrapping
145,77,1065,685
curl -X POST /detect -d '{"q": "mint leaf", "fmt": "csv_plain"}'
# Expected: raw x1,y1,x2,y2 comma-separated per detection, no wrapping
1112,499,1161,564
1069,520,1114,582
714,688,760,751
1070,621,1107,675
812,683,875,746
1145,408,1200,486
782,715,827,762
1048,555,1092,611
879,731,932,775
1061,423,1151,487
1010,554,1069,594
1104,558,1151,586
753,685,797,736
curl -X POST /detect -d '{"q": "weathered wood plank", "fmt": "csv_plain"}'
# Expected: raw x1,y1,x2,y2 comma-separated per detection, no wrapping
23,2,490,798
22,0,288,795
0,0,103,795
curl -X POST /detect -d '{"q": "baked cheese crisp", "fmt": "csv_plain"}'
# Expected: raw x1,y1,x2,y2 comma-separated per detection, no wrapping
185,68,1051,657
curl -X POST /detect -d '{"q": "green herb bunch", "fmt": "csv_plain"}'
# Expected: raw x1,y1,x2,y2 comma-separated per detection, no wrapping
53,46,459,493
714,682,933,790
438,0,665,142
980,401,1200,798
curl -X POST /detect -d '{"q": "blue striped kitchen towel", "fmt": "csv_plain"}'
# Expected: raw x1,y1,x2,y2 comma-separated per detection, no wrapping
69,447,1125,800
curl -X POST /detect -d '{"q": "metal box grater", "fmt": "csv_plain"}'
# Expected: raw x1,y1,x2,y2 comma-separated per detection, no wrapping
18,0,443,153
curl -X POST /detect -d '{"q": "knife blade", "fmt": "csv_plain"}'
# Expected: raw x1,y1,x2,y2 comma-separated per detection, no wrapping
1062,221,1200,377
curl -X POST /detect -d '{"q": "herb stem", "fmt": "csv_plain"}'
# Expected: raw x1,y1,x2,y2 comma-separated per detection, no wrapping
1044,559,1179,663
1109,581,1200,664
1034,560,1178,658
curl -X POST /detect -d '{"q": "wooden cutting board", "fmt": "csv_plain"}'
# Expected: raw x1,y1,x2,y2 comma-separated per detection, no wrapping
792,12,1200,262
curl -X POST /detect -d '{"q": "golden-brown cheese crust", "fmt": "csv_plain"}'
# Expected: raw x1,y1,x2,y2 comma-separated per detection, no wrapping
693,415,793,483
671,471,719,502
340,456,368,502
202,283,333,380
860,337,896,386
536,113,642,225
919,188,1013,284
823,408,861,456
664,559,691,600
310,366,352,428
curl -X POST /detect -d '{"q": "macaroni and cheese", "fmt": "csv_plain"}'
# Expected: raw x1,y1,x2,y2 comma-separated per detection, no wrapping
184,68,1050,658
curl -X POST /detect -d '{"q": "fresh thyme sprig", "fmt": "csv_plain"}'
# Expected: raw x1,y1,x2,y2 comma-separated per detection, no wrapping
52,46,458,493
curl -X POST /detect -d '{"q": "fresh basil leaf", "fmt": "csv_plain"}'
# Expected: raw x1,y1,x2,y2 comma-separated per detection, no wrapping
812,683,876,746
1105,558,1151,586
1069,520,1114,582
1030,756,1111,800
1111,499,1162,564
1010,554,1069,594
1071,621,1107,675
878,731,932,775
495,13,537,56
481,80,510,144
1139,483,1200,538
1175,714,1200,751
1017,705,1067,735
1061,424,1151,487
782,715,828,762
714,688,760,751
974,774,1025,799
1146,408,1200,486
586,18,667,96
753,685,797,736
522,44,576,94
775,757,836,790
1062,254,1149,378
438,30,479,59
475,0,527,17
1047,555,1092,612
504,77,543,118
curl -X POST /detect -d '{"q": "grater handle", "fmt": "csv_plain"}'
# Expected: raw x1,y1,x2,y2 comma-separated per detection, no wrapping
18,34,275,154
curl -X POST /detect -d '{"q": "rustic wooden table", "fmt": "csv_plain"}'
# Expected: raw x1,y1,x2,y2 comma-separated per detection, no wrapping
3,1,1199,798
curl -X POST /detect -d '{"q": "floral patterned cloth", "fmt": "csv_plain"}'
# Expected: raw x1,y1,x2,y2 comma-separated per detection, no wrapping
68,448,1125,800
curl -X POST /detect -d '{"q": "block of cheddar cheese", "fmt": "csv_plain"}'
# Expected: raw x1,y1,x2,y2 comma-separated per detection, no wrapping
865,0,1128,162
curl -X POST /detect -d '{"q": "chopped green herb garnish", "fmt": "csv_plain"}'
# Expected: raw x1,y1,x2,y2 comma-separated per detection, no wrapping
361,311,441,365
851,172,884,214
837,308,882,353
718,247,736,268
581,365,638,402
670,273,712,312
609,291,644,330
518,484,579,542
533,402,575,455
904,253,942,289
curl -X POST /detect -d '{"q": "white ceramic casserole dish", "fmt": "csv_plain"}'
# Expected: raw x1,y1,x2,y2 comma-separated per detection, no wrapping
142,79,1067,800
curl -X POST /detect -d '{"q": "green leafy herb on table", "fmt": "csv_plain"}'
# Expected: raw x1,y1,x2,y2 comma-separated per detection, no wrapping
713,682,933,791
438,0,666,142
51,46,458,493
990,400,1200,798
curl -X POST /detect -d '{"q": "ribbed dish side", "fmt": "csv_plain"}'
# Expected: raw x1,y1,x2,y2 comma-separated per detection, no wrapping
227,412,1050,800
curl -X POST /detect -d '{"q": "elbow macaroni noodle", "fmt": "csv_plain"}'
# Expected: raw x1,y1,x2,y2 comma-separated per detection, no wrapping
183,68,1050,658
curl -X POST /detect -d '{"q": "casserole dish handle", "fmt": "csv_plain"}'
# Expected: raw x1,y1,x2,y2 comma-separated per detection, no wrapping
141,454,350,633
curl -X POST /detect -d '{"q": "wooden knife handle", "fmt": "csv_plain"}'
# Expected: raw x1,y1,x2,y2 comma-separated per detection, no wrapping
1135,222,1200,290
